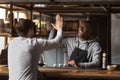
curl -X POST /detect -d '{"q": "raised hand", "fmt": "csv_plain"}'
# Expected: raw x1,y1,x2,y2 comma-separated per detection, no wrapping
51,14,63,30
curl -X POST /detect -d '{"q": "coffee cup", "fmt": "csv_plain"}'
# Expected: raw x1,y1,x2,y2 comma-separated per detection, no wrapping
107,65,117,71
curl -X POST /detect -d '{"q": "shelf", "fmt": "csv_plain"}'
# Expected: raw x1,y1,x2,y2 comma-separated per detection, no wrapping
63,31,78,37
0,33,10,37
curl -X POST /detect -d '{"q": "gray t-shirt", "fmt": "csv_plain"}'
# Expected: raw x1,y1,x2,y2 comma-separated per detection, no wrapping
49,30,102,69
8,30,62,80
63,37,102,69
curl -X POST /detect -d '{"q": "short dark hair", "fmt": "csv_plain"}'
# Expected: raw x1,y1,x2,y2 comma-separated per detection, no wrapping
80,20,93,29
16,19,35,37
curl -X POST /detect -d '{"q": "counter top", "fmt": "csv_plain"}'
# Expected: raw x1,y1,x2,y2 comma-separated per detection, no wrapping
1,65,120,79
0,65,8,76
38,67,120,78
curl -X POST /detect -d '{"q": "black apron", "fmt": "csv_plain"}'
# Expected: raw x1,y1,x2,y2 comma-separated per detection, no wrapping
69,39,89,66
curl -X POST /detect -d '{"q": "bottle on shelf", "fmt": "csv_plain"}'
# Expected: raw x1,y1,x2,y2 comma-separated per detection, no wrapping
102,52,107,69
63,46,68,67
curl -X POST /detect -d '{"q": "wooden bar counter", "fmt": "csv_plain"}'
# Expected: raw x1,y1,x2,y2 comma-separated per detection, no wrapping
1,65,120,80
0,65,8,76
38,67,120,80
0,65,8,80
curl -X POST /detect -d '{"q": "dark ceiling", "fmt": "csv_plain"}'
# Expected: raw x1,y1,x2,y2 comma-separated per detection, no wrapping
0,0,120,17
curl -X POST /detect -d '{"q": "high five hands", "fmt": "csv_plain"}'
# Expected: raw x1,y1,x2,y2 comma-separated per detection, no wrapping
51,14,63,30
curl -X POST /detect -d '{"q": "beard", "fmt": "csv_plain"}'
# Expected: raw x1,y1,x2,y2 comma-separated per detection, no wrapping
78,32,90,40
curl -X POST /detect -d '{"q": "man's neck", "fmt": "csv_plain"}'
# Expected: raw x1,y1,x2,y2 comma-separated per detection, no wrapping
80,37,87,41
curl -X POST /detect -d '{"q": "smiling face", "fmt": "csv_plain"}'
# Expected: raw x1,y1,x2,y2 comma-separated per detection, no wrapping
78,21,93,40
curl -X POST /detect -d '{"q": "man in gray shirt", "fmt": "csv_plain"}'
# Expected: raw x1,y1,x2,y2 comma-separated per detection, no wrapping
49,20,102,69
8,14,63,80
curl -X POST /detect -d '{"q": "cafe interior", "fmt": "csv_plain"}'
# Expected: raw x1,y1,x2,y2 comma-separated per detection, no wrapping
0,0,120,80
